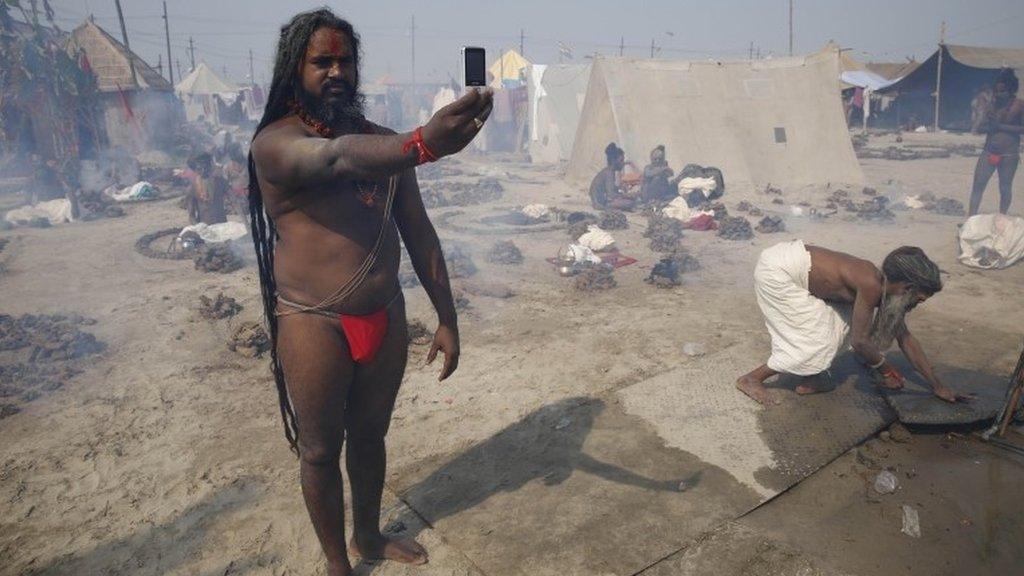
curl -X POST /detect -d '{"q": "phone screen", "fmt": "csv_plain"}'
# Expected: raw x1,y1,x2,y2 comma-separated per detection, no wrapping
464,47,486,87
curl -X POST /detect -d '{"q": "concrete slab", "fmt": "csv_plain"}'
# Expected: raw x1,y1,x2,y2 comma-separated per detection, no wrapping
387,396,762,576
882,364,1009,425
617,345,895,500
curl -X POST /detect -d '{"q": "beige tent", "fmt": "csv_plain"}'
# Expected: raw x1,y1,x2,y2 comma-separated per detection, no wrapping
489,49,531,88
175,63,240,124
566,51,863,188
527,64,591,164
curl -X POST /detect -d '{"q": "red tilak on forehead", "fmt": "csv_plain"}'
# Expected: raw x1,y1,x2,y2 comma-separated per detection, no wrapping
327,33,343,53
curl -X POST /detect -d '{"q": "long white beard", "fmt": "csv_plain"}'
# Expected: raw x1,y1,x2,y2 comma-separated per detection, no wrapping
870,290,917,351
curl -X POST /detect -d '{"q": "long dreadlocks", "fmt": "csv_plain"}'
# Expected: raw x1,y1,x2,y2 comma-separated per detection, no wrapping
881,246,942,295
248,9,362,453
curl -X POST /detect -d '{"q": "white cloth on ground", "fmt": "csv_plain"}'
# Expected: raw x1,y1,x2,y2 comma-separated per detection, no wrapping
958,214,1024,269
521,203,550,219
567,243,601,264
755,239,849,376
677,176,717,198
4,199,74,226
577,224,615,251
662,196,714,223
180,221,248,244
104,181,158,202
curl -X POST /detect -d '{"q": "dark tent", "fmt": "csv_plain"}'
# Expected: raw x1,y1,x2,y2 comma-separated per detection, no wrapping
878,44,1024,131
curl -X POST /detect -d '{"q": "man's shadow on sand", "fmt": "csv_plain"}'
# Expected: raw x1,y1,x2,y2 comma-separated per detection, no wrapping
356,396,700,573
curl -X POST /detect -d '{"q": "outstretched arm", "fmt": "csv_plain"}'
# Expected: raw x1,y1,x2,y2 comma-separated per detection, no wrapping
252,89,493,189
394,169,460,381
897,328,969,403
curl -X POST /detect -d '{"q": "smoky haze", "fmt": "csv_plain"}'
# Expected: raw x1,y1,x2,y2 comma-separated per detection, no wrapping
49,0,1024,87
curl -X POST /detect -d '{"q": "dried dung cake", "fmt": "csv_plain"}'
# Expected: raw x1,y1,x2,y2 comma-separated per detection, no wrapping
229,322,270,358
598,210,629,230
645,257,681,288
194,245,244,273
717,216,754,240
574,264,616,291
407,320,432,345
486,240,523,265
199,293,242,320
421,178,503,208
755,216,786,233
644,213,684,252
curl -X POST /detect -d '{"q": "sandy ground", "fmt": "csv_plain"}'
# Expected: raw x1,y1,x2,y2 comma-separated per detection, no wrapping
1,130,1023,576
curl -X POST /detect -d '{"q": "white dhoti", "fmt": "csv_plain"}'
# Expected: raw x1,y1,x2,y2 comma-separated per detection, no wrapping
754,240,849,376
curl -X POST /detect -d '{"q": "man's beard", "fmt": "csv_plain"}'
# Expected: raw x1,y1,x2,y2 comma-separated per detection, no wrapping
297,78,366,133
870,290,917,351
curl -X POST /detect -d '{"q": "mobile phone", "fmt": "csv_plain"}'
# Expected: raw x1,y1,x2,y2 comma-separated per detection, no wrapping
461,46,486,87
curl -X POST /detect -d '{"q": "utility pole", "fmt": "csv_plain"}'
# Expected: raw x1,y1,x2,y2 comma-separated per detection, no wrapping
176,58,182,81
619,36,624,57
788,0,794,56
249,49,255,86
520,29,524,57
749,41,754,60
188,36,196,71
933,21,946,131
650,38,656,58
405,14,409,90
113,0,138,87
156,54,163,76
162,1,174,84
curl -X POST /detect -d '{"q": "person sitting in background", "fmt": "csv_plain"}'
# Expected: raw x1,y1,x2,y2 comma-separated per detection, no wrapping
589,143,637,211
641,144,683,204
185,152,228,225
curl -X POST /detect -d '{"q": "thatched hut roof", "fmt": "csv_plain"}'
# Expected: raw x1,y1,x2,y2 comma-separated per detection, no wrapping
65,19,171,93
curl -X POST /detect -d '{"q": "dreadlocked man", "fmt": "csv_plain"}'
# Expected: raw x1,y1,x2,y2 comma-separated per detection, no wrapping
736,241,972,406
248,9,492,575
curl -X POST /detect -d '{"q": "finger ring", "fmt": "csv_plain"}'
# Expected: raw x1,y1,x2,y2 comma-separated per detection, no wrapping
473,117,484,129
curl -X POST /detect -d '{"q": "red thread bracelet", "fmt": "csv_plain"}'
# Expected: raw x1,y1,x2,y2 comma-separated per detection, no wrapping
402,127,438,165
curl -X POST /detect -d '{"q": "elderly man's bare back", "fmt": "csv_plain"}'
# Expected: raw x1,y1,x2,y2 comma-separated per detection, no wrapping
804,245,883,306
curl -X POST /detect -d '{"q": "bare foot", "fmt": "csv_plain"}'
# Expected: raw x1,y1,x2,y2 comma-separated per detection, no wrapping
736,376,780,406
349,535,428,566
795,372,833,395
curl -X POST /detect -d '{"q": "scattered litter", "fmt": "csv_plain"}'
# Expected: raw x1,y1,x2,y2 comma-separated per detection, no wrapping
929,197,965,216
861,187,877,197
755,215,786,234
873,470,900,495
717,216,754,240
103,181,159,202
554,416,572,430
573,264,616,291
737,201,753,212
229,322,270,358
771,198,784,205
748,206,764,217
598,210,629,230
645,213,684,252
486,240,523,265
683,342,707,357
901,505,921,538
194,245,244,273
763,184,783,196
407,320,432,345
199,293,242,320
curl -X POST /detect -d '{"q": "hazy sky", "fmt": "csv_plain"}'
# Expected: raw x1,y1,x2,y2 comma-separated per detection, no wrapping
47,0,1024,86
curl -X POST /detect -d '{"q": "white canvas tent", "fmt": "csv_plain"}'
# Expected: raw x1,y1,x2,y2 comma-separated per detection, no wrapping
566,51,863,188
175,63,240,125
528,64,591,164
